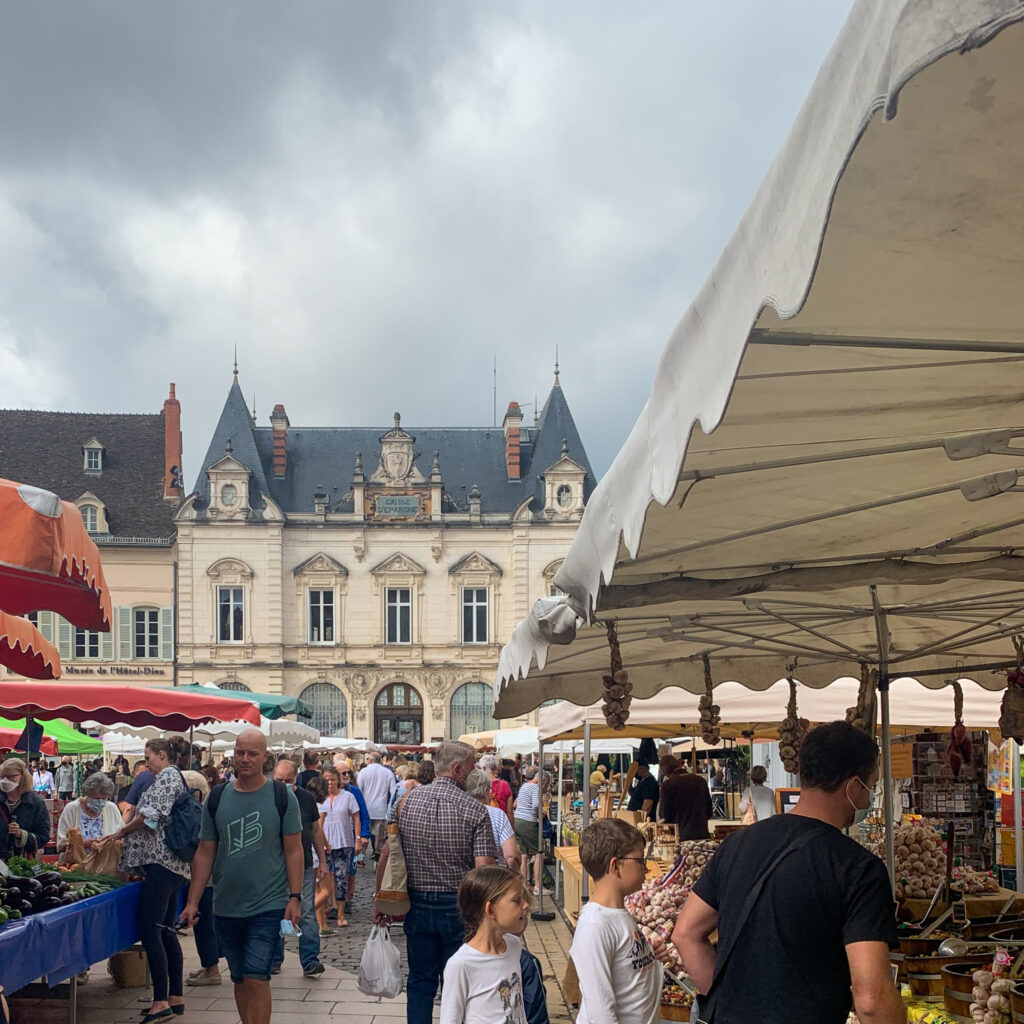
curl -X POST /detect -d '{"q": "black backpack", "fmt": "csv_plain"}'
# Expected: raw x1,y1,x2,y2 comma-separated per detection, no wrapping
164,768,204,862
206,779,290,839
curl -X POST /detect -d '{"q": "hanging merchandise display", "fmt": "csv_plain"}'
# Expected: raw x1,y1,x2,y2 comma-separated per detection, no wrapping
777,673,807,774
698,654,720,746
601,621,632,731
999,641,1024,744
947,681,972,778
845,665,877,738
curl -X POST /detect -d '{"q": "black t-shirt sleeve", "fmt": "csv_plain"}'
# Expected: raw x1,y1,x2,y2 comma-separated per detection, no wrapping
842,852,899,949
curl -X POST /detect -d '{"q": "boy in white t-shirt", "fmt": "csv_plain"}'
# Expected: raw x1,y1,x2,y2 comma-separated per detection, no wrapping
570,818,667,1024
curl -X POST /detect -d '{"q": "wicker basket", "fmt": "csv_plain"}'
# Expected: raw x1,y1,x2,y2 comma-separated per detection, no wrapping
107,948,148,988
659,1003,690,1021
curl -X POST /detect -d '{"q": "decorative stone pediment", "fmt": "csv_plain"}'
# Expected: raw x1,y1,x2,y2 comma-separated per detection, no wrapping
294,552,348,577
448,552,502,577
206,453,251,476
541,440,587,519
370,552,426,577
370,413,426,486
206,557,254,581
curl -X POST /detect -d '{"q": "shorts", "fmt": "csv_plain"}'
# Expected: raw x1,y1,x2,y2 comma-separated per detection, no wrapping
215,907,285,983
514,817,541,855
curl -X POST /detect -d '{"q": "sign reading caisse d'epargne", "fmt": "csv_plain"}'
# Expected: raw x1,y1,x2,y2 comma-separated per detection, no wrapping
374,494,421,518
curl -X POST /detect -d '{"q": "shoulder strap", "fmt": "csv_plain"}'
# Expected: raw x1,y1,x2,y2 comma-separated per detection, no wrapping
206,781,228,830
273,780,289,837
704,826,819,1004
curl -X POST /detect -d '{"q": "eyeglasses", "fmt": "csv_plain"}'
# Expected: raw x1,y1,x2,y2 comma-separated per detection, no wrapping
618,857,652,866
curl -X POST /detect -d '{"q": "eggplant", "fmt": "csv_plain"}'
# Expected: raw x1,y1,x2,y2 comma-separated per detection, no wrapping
40,885,60,899
36,871,62,885
59,894,75,906
16,900,33,915
38,897,62,911
20,877,41,893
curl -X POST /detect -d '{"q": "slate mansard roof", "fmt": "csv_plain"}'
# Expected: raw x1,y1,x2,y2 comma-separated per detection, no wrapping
0,409,176,540
193,376,595,517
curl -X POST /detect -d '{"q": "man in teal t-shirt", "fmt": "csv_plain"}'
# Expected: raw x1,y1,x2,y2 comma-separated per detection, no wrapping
181,729,303,1024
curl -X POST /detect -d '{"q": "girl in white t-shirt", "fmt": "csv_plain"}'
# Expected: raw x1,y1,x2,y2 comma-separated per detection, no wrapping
440,867,533,1024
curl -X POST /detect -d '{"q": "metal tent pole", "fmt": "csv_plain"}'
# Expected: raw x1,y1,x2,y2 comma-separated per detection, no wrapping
533,739,554,921
872,587,896,890
1015,741,1023,893
582,721,591,903
555,750,564,904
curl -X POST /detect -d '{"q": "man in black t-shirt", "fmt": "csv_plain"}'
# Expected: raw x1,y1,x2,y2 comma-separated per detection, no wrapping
296,750,321,790
627,763,659,819
672,721,902,1024
272,760,328,977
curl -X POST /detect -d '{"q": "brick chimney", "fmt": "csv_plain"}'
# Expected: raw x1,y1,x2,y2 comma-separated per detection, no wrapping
163,383,183,500
270,403,290,478
503,401,523,480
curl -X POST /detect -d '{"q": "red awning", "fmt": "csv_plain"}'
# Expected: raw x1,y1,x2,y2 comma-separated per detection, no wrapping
0,682,261,732
0,610,61,680
0,728,57,756
0,478,112,631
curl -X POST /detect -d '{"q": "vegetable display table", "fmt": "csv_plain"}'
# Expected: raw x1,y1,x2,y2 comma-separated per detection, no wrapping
0,882,140,994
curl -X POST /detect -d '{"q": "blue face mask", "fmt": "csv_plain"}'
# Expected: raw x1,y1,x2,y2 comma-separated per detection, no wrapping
846,777,873,826
87,798,108,813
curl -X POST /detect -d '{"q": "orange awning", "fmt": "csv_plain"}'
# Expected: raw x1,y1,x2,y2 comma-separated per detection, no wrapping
0,611,60,680
0,478,112,631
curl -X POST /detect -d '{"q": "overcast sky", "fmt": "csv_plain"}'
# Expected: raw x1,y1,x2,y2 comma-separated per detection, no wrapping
0,2,854,485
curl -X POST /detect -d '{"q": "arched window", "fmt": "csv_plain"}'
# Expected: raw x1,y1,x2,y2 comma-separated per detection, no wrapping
299,682,348,738
449,681,494,740
217,680,252,693
374,683,422,746
80,504,99,533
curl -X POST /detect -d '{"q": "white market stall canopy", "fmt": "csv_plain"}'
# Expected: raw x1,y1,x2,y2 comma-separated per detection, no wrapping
303,737,388,755
495,2,1024,719
537,678,1005,743
100,716,319,751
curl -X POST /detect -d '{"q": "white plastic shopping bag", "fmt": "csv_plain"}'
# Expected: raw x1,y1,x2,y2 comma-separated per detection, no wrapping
357,924,403,999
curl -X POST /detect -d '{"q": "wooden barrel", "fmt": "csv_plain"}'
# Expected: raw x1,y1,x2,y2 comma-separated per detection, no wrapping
899,934,950,957
1011,980,1024,1023
943,962,988,1021
966,915,1024,940
990,923,1024,944
907,952,991,1001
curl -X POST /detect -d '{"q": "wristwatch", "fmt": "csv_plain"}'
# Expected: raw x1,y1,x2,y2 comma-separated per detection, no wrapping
288,893,302,901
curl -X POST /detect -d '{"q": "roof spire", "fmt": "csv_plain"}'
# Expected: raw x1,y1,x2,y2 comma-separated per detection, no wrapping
233,344,239,381
554,345,560,385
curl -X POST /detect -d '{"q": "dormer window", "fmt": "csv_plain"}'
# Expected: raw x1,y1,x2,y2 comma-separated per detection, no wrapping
74,492,108,535
556,484,574,509
83,438,104,475
80,504,99,532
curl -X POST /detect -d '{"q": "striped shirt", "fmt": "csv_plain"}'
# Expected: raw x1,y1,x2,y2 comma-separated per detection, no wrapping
388,776,497,893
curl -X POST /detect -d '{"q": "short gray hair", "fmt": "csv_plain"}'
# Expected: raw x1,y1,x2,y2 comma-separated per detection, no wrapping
478,754,500,774
365,751,381,764
465,768,491,803
82,772,114,798
433,741,476,775
522,765,539,780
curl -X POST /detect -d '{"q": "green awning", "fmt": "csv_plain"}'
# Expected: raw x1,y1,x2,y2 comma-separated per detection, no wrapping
0,717,103,755
161,684,312,720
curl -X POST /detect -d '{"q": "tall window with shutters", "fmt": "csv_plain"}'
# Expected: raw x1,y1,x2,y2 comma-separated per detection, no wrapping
117,606,175,662
55,614,114,663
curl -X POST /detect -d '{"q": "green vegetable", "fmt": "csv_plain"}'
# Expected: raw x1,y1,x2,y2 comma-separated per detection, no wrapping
5,856,36,877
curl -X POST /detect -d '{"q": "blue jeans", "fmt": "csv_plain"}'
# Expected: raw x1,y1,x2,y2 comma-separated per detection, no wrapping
194,887,219,968
272,866,319,969
215,907,284,983
403,890,463,1024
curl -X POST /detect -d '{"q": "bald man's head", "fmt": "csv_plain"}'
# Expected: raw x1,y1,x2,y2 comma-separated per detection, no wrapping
274,759,297,784
233,728,269,780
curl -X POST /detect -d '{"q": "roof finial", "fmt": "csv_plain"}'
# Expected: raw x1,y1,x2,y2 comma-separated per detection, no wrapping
394,412,401,428
233,344,238,381
554,345,560,385
225,437,233,454
561,438,569,457
252,393,256,420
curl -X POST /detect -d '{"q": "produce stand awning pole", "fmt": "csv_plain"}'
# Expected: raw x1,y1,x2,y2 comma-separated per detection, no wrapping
582,720,591,903
872,588,896,891
555,751,564,905
532,739,555,921
1014,740,1023,894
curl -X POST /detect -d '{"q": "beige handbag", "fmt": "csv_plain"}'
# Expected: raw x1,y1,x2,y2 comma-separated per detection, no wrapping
373,796,411,919
739,789,757,826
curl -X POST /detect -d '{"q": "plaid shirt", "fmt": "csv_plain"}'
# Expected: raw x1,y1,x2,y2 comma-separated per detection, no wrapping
388,776,497,893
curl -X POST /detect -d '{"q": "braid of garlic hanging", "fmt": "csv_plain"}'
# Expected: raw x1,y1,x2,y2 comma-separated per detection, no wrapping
601,620,633,730
845,663,876,736
698,652,721,745
778,675,804,774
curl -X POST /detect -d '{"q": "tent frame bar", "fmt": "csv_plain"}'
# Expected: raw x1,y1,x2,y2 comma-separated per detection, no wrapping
749,331,1024,356
871,587,896,891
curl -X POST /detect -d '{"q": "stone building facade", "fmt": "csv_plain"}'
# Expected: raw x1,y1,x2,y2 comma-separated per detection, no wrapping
0,388,183,686
174,367,593,742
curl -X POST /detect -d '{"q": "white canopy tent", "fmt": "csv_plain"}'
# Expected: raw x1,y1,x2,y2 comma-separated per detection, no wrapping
100,716,319,752
303,737,389,755
493,2,1024,886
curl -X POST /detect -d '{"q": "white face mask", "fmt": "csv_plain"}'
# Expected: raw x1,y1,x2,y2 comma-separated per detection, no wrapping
0,778,19,794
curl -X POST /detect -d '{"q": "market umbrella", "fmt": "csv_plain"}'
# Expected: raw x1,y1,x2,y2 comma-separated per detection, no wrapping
0,610,60,679
0,681,261,732
161,683,313,720
494,4,1024,716
0,725,57,756
0,478,112,631
0,716,101,755
100,716,318,748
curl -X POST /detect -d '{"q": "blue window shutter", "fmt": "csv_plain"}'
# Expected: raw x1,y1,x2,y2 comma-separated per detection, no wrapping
159,607,174,662
57,617,73,661
118,607,133,662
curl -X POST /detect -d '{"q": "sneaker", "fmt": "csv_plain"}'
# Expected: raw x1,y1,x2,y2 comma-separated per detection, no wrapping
270,963,282,975
186,972,222,987
344,901,352,914
303,962,325,978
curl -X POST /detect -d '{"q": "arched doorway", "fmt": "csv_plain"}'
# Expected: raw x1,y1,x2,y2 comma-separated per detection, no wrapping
374,682,423,745
448,682,493,740
216,680,252,692
298,682,348,737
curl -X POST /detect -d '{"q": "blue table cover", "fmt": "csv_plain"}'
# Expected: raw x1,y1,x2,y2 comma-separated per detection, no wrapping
0,883,141,992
